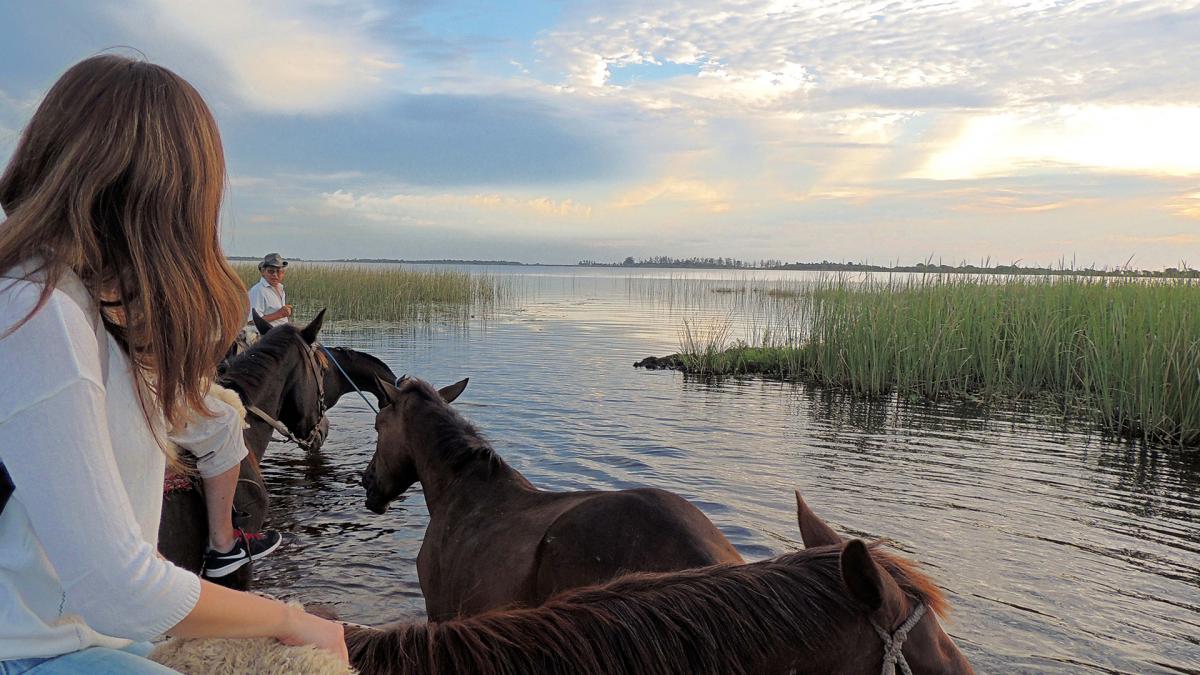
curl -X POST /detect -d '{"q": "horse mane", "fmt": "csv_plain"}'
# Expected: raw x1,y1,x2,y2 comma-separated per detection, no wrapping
400,378,501,474
346,543,949,675
872,546,949,619
218,325,305,398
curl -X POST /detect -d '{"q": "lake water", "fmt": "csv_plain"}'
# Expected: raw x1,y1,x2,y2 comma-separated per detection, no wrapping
255,265,1200,674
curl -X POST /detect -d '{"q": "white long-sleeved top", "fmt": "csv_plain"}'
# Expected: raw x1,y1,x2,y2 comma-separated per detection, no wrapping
0,268,239,660
247,277,287,327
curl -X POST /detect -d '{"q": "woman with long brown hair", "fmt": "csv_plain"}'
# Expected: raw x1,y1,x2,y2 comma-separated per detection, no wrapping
0,55,347,672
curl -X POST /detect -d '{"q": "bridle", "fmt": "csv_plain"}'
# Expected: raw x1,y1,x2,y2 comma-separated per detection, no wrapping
245,340,328,452
871,603,928,675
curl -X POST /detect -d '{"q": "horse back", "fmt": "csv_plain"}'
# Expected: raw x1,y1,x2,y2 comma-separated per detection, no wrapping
532,487,743,603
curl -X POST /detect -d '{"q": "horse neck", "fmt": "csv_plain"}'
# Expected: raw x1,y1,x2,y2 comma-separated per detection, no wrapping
409,427,531,516
325,350,395,409
228,362,290,460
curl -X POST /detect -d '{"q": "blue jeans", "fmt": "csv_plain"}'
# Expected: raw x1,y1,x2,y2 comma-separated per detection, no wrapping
0,642,179,674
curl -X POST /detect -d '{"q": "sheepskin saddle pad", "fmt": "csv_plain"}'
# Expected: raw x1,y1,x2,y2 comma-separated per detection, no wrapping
148,602,354,675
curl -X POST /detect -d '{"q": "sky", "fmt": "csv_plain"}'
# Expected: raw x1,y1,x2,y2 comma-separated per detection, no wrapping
1,0,1198,268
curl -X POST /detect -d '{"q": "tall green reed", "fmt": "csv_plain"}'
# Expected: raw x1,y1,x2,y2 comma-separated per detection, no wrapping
233,263,510,323
680,275,1200,448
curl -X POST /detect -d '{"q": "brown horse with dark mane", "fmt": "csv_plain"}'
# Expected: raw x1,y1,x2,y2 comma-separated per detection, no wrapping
344,491,974,674
363,376,745,620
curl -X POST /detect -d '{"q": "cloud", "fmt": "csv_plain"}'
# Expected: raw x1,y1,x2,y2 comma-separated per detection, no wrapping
8,0,1200,269
1166,192,1200,220
612,177,731,213
1106,232,1200,246
541,0,1200,112
321,189,593,223
108,0,403,113
916,105,1200,179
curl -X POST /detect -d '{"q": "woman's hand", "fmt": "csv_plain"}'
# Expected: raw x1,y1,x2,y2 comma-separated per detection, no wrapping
169,583,350,663
277,605,349,665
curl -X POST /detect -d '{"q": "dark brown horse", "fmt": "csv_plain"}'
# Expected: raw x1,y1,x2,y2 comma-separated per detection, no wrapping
244,313,400,431
362,376,745,620
158,311,329,588
344,491,974,674
232,310,331,459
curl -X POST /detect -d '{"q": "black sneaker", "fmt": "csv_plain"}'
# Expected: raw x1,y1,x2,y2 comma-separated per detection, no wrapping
201,528,283,578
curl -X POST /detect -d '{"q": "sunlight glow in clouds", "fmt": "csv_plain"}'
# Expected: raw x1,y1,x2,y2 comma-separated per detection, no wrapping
117,0,402,113
7,0,1200,266
613,178,732,214
919,106,1200,180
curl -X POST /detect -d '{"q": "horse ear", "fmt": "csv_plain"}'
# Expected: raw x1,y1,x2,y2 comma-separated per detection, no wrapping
437,378,469,403
301,308,327,344
796,490,842,548
840,540,904,619
375,375,401,408
252,310,273,336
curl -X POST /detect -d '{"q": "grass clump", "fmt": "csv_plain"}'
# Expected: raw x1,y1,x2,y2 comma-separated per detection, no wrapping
678,276,1200,448
233,263,510,323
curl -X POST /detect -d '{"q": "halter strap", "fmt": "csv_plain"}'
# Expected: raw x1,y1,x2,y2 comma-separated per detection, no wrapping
870,603,927,675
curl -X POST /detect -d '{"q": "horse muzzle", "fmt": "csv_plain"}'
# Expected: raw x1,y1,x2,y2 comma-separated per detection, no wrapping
365,495,390,515
362,466,389,514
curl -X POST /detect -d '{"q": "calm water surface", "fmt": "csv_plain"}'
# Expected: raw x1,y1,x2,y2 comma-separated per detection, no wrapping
257,266,1200,674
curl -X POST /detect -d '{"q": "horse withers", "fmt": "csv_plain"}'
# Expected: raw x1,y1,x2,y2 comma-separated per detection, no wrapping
362,376,744,620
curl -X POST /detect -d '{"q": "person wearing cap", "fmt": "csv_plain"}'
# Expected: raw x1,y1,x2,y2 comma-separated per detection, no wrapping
248,253,292,327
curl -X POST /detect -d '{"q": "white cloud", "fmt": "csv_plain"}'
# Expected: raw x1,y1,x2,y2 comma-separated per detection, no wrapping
917,106,1200,179
540,0,1200,115
111,0,402,113
321,189,594,223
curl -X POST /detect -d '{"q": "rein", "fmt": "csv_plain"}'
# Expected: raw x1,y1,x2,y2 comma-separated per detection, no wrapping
871,603,927,675
319,344,379,415
246,404,322,452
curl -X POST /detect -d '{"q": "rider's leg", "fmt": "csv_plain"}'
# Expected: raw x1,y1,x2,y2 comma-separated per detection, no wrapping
170,387,282,577
202,464,240,552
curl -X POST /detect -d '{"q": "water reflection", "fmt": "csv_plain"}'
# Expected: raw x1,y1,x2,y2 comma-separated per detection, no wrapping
255,266,1199,674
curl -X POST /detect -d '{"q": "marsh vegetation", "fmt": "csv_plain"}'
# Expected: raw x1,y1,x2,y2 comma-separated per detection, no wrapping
670,275,1200,448
233,263,512,323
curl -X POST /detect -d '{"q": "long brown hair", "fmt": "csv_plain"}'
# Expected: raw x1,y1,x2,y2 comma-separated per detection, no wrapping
0,54,246,429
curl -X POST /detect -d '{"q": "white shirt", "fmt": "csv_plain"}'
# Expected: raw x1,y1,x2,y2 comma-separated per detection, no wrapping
247,277,287,327
0,267,210,659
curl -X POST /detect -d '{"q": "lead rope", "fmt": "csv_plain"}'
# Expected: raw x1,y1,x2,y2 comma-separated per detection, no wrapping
319,344,379,415
871,603,927,675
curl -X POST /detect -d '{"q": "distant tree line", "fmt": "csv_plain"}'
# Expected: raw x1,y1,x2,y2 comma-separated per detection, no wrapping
576,256,1200,278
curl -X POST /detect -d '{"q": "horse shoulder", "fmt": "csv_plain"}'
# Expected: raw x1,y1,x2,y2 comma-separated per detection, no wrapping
532,488,743,602
418,503,550,619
